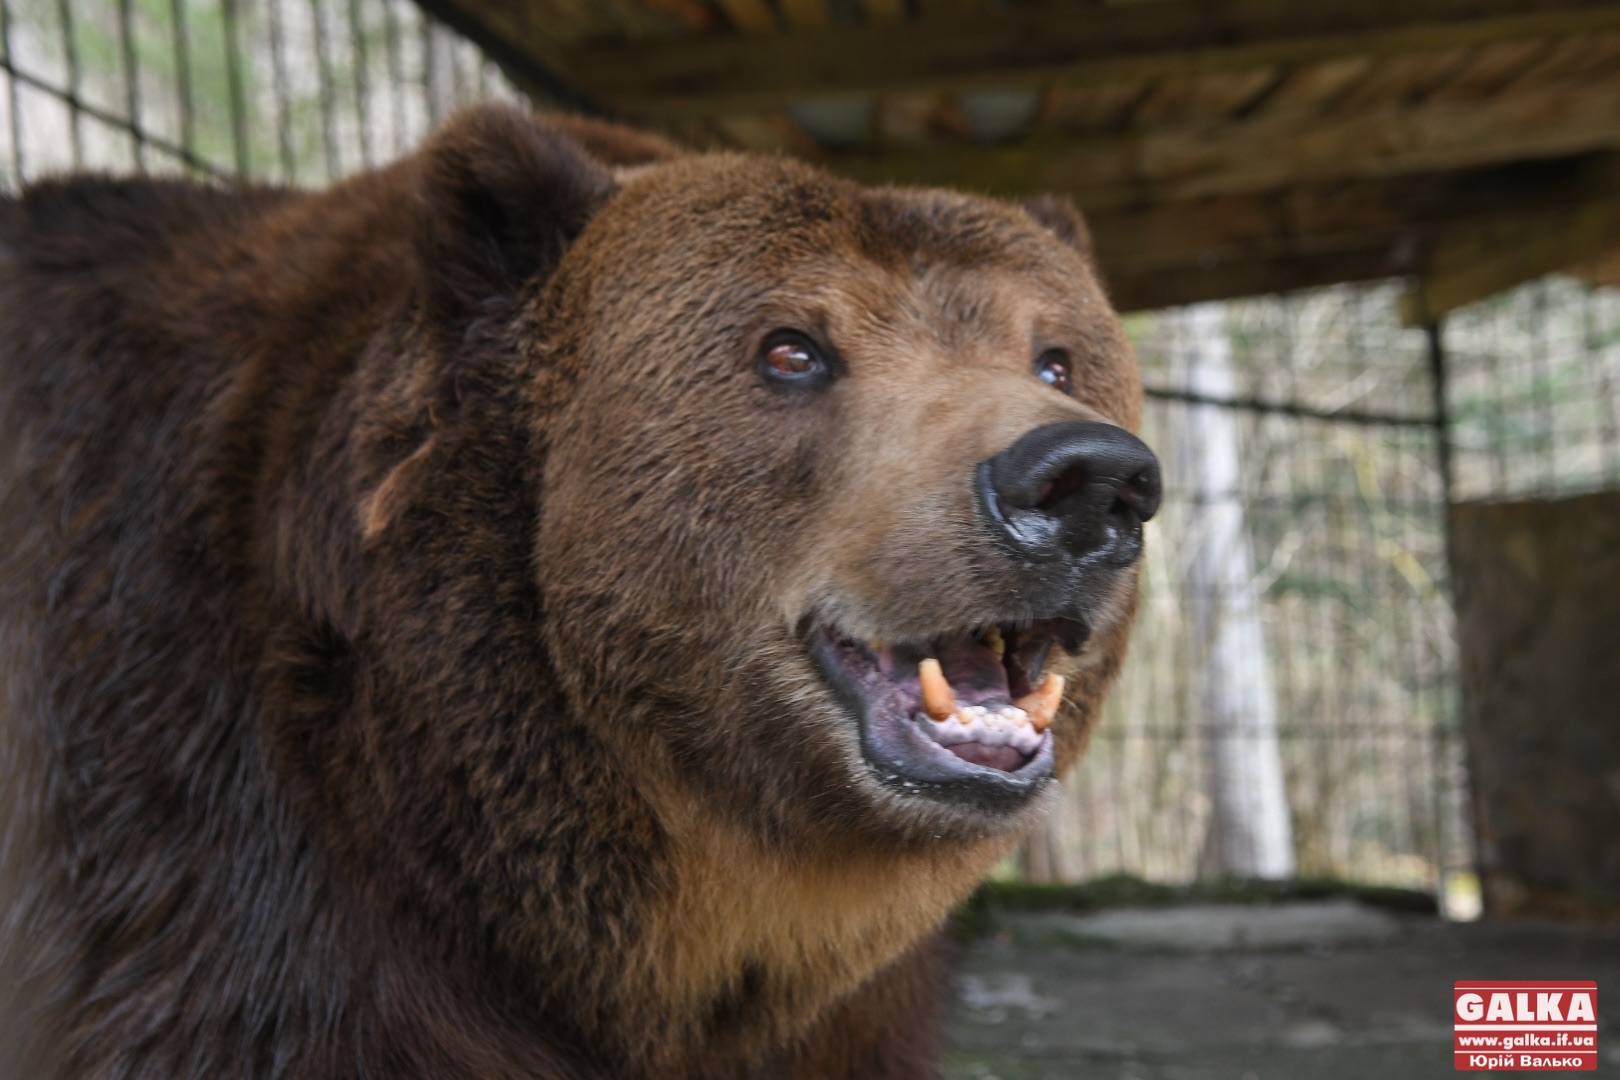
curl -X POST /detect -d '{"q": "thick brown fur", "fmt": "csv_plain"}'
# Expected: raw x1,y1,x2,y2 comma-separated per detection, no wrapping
0,105,1144,1078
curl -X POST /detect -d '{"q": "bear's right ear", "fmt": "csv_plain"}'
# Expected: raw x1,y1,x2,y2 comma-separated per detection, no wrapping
415,104,615,331
1023,193,1099,271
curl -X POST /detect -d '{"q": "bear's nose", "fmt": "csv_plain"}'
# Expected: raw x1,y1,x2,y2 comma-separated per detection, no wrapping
977,421,1161,565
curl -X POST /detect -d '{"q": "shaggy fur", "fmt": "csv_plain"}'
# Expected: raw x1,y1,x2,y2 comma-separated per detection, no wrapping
0,105,1144,1078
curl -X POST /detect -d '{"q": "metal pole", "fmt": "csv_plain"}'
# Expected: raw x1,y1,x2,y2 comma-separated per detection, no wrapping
1426,318,1453,509
221,0,250,176
1424,315,1457,920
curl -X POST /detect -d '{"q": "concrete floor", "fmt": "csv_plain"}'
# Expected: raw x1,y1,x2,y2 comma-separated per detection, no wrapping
943,902,1620,1079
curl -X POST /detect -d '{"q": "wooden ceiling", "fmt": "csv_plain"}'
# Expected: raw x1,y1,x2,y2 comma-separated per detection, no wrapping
416,0,1620,315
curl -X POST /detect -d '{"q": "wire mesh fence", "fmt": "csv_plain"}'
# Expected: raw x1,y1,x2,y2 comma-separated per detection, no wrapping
1026,286,1465,896
0,0,520,191
1446,277,1620,503
4,0,1618,909
1032,277,1620,908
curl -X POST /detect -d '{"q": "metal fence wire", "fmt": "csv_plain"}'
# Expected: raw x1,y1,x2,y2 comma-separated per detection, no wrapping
1031,281,1620,907
0,0,522,188
4,0,1619,908
1036,289,1462,895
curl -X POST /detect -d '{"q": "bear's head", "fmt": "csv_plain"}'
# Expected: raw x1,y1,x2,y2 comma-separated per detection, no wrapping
331,103,1157,1065
530,134,1157,844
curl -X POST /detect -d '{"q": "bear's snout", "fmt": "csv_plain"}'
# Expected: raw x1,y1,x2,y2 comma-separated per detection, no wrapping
977,420,1162,567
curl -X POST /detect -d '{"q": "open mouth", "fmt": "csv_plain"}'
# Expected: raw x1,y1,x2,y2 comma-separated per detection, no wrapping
810,617,1087,801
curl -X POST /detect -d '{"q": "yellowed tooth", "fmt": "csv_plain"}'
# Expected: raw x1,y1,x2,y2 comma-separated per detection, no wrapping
1015,674,1065,732
918,658,957,722
984,625,1005,658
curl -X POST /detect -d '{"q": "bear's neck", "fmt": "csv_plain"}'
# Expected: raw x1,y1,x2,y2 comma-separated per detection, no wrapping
600,795,1013,1076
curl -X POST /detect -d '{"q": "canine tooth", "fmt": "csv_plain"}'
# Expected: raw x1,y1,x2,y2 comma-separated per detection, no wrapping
918,658,956,722
984,625,1005,657
1015,674,1065,732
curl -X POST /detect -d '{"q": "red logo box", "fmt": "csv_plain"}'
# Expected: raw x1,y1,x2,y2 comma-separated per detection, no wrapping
1454,981,1598,1071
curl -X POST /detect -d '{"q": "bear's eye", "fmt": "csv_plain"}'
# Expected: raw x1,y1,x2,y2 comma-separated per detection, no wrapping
758,331,833,391
1035,349,1074,395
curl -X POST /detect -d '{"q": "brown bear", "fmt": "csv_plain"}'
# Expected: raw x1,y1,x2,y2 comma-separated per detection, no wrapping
0,105,1159,1078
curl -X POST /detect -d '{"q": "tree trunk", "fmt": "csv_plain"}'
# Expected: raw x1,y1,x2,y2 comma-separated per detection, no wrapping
1172,303,1296,881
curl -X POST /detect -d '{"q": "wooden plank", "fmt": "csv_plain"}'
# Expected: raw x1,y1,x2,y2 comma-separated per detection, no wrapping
1095,155,1620,309
858,0,906,24
1131,67,1281,125
1402,191,1620,319
529,0,623,43
1493,30,1620,92
876,92,964,145
1245,56,1377,117
1044,80,1159,133
710,113,805,151
633,0,717,32
827,76,1620,208
1089,155,1607,273
1423,37,1553,103
1108,248,1400,314
538,0,1620,116
914,0,991,17
1571,244,1620,285
1324,47,1472,113
715,0,779,34
779,0,831,33
1487,31,1612,90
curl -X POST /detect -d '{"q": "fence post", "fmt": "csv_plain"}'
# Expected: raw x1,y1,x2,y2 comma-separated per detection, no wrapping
1425,315,1459,919
1427,319,1453,509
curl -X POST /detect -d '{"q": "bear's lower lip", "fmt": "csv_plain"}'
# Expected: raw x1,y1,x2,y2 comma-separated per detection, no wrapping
807,621,1070,806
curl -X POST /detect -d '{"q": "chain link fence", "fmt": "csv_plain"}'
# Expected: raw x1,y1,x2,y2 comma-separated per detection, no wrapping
0,0,520,189
1034,278,1620,913
1033,287,1461,897
5,0,1619,912
1447,277,1620,502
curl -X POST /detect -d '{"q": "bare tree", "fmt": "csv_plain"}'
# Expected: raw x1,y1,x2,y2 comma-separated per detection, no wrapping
1171,303,1296,880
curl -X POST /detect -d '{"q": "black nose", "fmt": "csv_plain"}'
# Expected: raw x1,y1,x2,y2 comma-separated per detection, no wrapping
977,421,1161,564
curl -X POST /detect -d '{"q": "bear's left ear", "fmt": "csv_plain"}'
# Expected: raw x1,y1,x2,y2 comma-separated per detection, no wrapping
415,103,615,330
1023,193,1098,270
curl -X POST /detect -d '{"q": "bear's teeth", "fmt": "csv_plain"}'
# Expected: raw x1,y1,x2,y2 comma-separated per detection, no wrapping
920,657,1045,737
1014,674,1065,732
918,706,1041,752
918,658,957,721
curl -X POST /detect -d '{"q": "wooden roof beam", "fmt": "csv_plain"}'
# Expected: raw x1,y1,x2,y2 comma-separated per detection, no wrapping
1572,245,1620,286
1108,249,1401,311
540,0,1620,118
1402,188,1620,319
1084,155,1620,309
826,77,1620,209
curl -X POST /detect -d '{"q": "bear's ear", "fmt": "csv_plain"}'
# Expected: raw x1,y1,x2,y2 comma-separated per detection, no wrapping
415,104,615,329
542,113,685,169
1023,193,1098,269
